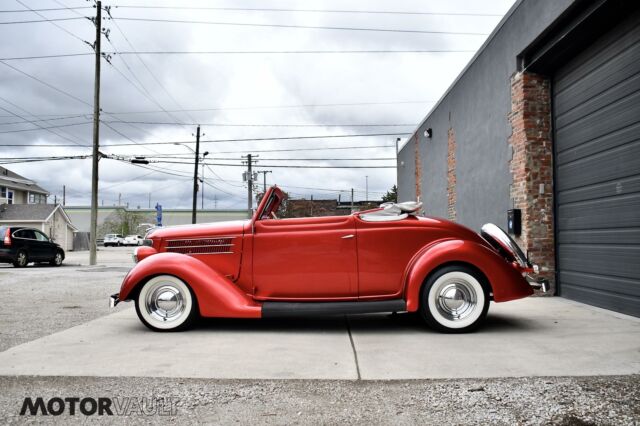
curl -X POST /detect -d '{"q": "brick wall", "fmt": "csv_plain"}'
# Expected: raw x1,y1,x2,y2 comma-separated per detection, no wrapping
508,71,555,293
447,127,457,221
414,135,422,202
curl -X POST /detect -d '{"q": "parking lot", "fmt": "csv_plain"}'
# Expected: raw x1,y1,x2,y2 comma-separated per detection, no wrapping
1,247,639,423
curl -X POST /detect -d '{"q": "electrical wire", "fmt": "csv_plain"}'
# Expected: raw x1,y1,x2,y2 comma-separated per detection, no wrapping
0,7,91,13
101,119,414,127
111,5,502,17
0,17,85,24
112,17,490,36
0,121,91,133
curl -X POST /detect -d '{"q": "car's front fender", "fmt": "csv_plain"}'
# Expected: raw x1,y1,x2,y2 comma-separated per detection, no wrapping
403,239,533,312
119,252,261,318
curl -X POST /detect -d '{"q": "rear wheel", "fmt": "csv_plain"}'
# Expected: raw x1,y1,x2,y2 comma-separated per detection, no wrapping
13,250,28,268
135,275,198,332
420,265,489,333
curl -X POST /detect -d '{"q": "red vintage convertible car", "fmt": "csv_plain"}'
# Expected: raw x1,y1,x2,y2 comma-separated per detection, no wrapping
110,186,548,333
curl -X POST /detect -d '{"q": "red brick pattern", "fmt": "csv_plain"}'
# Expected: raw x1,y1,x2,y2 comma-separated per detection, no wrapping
508,71,555,293
447,127,457,221
414,135,423,202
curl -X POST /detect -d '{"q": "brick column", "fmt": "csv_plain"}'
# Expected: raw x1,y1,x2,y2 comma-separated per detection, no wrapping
414,134,422,202
447,127,457,221
508,71,555,293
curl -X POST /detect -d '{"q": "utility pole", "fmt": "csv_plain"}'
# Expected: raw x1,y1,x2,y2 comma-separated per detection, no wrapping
89,1,102,266
192,125,200,224
256,170,272,193
118,193,121,206
201,162,205,209
365,175,369,203
62,185,66,206
395,137,401,188
351,188,354,212
242,154,258,218
148,193,151,209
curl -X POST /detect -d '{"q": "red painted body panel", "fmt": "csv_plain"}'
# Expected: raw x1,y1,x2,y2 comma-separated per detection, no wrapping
253,215,358,299
117,186,536,319
403,239,534,311
119,252,261,318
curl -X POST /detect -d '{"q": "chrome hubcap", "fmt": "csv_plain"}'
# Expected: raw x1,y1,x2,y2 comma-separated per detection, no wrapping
55,254,62,264
18,253,26,265
436,280,477,321
145,284,186,322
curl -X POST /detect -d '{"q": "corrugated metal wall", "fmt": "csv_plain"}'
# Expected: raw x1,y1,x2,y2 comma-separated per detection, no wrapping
553,14,640,316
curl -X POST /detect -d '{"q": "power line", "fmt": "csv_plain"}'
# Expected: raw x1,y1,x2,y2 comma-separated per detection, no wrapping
0,97,89,147
112,5,502,17
0,114,89,125
0,133,407,148
14,0,89,43
113,17,489,36
0,121,91,133
108,15,198,126
0,49,475,60
0,60,92,107
0,17,85,24
0,7,92,13
152,160,396,169
206,157,395,161
101,119,414,127
0,100,432,117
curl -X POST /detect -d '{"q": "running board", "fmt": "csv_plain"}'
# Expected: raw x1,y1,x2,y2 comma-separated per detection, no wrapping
262,299,407,318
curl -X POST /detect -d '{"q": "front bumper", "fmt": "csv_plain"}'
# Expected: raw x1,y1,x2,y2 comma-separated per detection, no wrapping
109,293,120,308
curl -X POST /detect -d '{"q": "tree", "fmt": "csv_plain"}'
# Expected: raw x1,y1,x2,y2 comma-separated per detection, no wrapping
381,185,398,203
99,209,153,237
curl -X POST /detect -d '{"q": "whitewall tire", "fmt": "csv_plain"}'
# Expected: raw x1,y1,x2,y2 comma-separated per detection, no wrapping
135,275,198,332
420,265,490,333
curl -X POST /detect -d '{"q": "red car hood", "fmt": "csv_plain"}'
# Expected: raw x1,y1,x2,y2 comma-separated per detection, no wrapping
147,220,249,240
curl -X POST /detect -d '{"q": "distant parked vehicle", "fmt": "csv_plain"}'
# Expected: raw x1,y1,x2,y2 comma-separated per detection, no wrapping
124,235,143,246
0,226,65,267
103,234,125,247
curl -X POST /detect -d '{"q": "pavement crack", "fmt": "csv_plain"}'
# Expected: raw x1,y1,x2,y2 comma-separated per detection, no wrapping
344,315,361,380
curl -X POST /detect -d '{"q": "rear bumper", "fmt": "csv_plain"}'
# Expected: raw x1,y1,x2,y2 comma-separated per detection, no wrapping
525,274,550,293
109,293,120,308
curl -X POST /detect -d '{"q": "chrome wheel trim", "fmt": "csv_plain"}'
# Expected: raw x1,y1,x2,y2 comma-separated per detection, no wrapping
17,251,27,266
138,275,193,330
427,271,485,329
54,252,63,265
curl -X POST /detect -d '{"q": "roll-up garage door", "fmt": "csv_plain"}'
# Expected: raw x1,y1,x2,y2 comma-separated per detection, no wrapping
553,14,640,317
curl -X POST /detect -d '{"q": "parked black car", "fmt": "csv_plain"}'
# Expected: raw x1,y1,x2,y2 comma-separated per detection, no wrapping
0,226,65,267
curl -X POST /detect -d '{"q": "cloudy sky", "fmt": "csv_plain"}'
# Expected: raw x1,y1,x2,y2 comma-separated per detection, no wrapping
0,0,516,209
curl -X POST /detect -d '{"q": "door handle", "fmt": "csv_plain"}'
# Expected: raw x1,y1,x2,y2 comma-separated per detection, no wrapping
341,234,355,239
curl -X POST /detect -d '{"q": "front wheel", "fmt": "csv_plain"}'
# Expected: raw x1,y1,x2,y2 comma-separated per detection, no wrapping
135,275,198,332
420,265,490,333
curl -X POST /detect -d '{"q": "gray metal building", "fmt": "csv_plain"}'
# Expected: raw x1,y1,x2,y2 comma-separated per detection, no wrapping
398,0,639,316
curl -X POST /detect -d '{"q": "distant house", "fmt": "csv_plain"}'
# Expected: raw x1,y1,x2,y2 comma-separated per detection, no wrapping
0,166,76,250
0,166,49,205
0,204,77,251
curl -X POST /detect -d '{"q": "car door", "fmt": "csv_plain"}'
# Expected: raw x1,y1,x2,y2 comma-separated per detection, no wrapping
13,229,42,260
252,215,358,300
33,230,56,260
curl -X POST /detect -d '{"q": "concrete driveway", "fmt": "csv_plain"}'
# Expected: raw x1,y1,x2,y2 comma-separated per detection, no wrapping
0,297,638,380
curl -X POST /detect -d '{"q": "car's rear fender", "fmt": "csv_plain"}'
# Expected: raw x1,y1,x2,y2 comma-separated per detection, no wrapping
403,239,533,311
119,252,261,318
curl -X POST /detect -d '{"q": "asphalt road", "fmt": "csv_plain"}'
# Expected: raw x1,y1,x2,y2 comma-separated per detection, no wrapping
1,247,639,424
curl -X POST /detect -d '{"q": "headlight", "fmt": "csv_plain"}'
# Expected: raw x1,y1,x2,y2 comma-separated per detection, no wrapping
480,223,529,269
132,247,139,263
